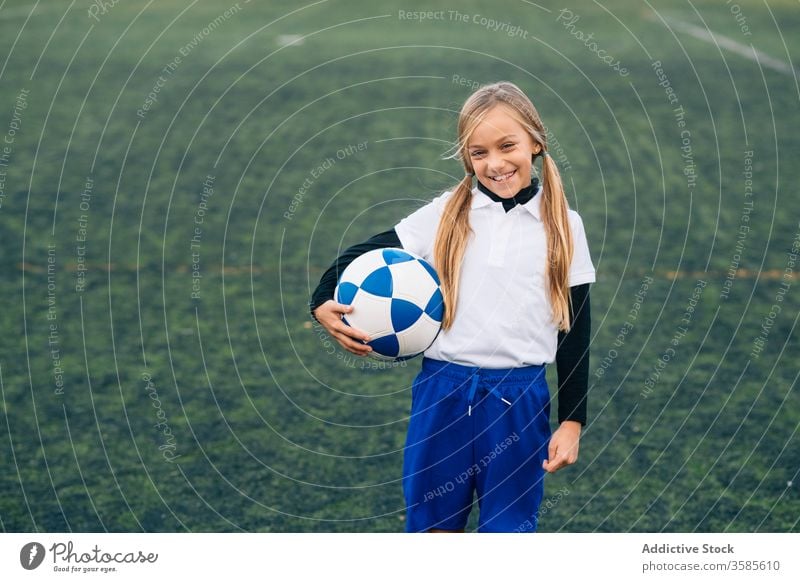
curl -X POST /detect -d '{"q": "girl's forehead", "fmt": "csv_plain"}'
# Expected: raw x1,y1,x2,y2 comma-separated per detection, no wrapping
468,106,528,144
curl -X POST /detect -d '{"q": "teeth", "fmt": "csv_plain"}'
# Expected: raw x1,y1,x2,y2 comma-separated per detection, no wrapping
491,170,515,182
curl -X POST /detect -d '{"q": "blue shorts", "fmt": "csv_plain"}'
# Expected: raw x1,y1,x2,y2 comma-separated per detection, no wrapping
402,357,552,533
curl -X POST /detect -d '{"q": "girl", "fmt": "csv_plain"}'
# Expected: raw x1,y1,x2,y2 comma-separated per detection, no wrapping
310,81,596,533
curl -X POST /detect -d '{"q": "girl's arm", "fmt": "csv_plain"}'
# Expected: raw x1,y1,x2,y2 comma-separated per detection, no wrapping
555,283,591,425
543,283,591,473
309,229,403,355
309,228,403,321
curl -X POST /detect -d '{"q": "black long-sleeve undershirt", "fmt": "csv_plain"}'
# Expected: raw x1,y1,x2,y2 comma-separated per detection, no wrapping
309,228,592,426
309,229,401,319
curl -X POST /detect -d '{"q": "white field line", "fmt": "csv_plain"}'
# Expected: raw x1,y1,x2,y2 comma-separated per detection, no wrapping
655,12,798,77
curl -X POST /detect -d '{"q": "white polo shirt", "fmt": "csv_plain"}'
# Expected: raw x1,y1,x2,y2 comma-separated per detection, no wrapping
394,185,596,368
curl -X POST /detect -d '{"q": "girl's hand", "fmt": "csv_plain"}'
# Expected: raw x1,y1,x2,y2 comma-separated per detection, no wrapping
313,300,373,356
542,420,581,473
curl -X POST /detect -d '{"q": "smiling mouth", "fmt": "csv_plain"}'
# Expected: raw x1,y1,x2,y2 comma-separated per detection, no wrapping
489,170,516,183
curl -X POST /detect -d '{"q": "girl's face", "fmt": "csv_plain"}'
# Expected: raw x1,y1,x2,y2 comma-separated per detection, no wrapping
466,104,541,198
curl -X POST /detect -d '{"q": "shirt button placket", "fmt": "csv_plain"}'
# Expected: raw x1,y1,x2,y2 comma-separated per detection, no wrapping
488,209,512,267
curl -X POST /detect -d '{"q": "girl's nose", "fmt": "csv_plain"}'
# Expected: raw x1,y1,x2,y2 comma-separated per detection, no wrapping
486,152,505,171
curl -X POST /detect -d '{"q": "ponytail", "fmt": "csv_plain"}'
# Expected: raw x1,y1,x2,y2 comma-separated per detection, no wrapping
540,152,574,332
433,174,474,331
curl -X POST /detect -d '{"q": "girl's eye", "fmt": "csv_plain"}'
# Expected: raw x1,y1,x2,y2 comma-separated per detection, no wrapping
502,143,515,149
470,151,485,158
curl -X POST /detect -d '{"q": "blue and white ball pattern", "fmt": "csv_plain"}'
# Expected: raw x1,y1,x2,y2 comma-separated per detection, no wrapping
335,248,444,360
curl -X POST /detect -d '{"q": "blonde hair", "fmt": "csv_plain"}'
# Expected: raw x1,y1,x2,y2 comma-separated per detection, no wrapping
434,81,574,332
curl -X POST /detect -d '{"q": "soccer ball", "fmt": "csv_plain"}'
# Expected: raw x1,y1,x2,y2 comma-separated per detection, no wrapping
335,248,444,361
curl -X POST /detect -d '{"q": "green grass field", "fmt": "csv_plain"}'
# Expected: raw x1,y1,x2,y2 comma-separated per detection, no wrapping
0,0,798,532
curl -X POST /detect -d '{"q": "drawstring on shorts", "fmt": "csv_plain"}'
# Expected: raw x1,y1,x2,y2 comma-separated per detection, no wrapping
466,372,513,416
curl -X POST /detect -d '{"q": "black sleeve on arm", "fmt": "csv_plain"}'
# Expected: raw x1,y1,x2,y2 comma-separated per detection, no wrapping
308,228,403,322
555,283,591,425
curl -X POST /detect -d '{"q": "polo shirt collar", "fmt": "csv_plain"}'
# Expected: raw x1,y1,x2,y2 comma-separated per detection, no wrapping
471,177,542,220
